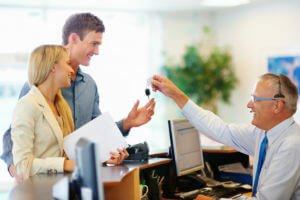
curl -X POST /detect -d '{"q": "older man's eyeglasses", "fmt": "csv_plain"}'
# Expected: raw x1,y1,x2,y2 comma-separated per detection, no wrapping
251,95,284,102
251,76,285,102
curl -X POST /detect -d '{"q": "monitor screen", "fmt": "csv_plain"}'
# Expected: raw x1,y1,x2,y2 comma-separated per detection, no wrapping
75,138,104,200
168,118,205,176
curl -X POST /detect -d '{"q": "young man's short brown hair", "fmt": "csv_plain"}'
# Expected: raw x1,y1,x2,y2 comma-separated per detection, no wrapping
62,13,105,45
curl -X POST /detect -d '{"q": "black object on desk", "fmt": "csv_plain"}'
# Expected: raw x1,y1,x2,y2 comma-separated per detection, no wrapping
125,141,149,162
203,150,249,181
176,185,251,200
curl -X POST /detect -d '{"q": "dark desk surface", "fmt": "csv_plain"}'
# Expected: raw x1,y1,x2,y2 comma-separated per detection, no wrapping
150,147,238,157
8,158,171,200
203,147,238,154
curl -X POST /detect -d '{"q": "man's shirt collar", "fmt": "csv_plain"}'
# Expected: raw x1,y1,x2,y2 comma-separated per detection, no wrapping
267,117,295,145
75,67,85,83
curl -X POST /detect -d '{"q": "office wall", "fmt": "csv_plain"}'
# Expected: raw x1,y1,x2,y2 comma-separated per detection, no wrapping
161,0,300,124
161,12,212,64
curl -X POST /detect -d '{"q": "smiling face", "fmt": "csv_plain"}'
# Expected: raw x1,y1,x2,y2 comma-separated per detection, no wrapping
69,31,103,67
247,80,278,130
54,53,74,88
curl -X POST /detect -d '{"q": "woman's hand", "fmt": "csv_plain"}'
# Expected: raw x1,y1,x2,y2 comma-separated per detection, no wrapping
64,159,75,172
106,148,129,165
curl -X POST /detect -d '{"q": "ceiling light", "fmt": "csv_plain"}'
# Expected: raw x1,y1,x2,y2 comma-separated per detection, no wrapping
202,0,250,7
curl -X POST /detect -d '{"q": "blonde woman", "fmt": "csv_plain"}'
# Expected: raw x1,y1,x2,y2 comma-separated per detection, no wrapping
11,45,75,179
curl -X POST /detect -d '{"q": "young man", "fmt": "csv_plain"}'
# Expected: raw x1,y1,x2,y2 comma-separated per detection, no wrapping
2,13,155,177
152,73,300,199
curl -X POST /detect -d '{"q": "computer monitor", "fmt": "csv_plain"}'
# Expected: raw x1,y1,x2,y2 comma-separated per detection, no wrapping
168,118,205,176
75,138,104,200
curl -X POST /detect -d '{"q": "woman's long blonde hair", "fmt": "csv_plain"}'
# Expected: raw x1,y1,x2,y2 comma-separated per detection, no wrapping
28,45,74,137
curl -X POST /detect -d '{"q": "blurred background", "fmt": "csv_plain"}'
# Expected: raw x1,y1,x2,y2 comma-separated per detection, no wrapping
0,0,299,195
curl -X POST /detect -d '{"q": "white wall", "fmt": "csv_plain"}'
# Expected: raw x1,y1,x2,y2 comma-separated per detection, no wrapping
213,0,300,123
162,11,212,65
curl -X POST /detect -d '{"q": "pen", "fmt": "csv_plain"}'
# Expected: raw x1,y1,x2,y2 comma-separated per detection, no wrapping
158,176,165,185
231,193,242,199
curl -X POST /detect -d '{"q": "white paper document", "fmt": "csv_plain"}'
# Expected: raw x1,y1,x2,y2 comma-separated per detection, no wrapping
64,112,128,162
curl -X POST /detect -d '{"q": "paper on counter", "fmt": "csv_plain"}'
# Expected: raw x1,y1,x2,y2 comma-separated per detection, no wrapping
64,112,128,162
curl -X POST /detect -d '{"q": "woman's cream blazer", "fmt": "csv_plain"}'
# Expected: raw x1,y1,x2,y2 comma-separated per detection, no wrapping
11,85,65,178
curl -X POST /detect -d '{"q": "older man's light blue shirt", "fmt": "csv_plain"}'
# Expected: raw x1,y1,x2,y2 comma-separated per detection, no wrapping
182,100,300,200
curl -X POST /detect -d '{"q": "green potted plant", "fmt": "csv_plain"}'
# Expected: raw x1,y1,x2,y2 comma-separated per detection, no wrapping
163,35,237,113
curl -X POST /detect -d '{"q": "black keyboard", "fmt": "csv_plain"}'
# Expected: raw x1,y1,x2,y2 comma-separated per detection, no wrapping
213,187,241,198
176,186,248,199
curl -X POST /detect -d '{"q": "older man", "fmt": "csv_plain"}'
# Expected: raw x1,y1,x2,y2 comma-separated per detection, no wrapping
152,73,300,199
